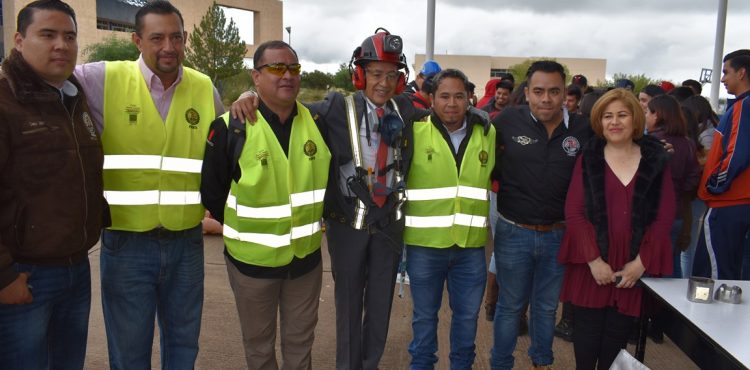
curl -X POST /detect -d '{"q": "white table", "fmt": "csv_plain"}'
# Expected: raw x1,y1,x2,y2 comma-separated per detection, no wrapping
635,278,750,369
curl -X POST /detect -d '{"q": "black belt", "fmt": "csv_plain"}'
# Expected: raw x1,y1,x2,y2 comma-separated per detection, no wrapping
104,224,201,239
327,210,400,235
498,213,565,232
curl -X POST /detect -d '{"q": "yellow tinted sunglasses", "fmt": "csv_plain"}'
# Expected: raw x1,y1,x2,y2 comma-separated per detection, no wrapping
256,63,302,77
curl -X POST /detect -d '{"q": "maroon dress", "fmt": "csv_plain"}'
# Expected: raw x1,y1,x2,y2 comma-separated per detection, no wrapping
558,156,675,317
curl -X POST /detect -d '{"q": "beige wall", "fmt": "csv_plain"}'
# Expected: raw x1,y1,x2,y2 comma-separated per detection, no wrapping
2,0,283,62
413,53,607,95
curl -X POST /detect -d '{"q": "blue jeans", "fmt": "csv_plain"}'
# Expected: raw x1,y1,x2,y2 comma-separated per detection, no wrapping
669,219,684,278
406,245,486,370
489,192,499,274
0,259,91,370
489,191,499,237
490,218,565,369
681,199,707,277
100,225,204,370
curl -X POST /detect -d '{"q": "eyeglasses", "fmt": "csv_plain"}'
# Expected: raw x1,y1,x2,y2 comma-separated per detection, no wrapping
256,63,302,77
366,68,400,82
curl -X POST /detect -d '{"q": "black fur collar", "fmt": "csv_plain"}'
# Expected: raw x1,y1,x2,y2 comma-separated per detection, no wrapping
581,135,669,262
1,49,78,103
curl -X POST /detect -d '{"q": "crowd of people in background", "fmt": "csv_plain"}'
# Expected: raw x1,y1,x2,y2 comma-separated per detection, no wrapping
405,53,749,370
1,1,749,370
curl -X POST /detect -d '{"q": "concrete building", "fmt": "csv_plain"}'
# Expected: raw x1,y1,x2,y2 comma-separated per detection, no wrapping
1,0,282,62
413,53,607,95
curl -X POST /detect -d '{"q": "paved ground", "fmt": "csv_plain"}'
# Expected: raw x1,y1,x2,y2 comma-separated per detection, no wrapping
83,234,700,369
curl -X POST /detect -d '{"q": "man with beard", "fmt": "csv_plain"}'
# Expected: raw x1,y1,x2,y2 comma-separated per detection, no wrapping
73,1,223,368
490,61,592,370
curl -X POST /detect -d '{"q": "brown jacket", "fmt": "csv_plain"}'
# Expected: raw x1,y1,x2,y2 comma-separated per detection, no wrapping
0,50,108,290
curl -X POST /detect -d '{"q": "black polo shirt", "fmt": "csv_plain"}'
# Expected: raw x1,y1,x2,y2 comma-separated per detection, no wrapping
492,105,593,225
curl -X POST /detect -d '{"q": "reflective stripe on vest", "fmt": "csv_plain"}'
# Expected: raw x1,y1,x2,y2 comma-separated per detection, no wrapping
405,213,488,228
223,221,322,249
222,103,331,267
406,185,488,201
101,61,215,231
403,118,495,248
103,190,201,205
103,155,203,173
225,188,326,219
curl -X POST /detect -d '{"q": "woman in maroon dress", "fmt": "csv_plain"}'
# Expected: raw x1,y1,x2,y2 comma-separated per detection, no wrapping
558,88,675,370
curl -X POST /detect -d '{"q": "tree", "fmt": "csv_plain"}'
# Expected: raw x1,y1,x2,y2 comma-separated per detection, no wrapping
507,58,571,85
301,70,333,90
602,73,662,93
331,63,356,92
185,2,247,90
83,36,139,63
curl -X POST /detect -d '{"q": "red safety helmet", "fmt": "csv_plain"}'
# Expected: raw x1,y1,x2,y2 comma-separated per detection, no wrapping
350,28,409,93
352,28,407,68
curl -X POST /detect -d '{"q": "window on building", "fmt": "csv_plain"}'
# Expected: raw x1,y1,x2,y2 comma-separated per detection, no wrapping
96,18,135,33
96,0,141,32
490,69,511,78
222,6,254,44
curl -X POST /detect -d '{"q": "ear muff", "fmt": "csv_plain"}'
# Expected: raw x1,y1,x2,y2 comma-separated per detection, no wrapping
349,46,367,91
352,65,366,90
395,72,406,94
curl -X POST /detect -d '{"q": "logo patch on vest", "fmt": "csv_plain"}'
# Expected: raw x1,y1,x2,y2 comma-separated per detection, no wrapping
185,108,200,129
304,140,317,160
478,150,489,167
562,136,580,157
125,105,140,125
256,150,270,166
512,135,538,146
425,146,435,161
81,112,97,141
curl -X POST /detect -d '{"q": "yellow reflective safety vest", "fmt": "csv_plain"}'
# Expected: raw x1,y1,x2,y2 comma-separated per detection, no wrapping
221,104,331,267
404,118,495,248
101,61,215,231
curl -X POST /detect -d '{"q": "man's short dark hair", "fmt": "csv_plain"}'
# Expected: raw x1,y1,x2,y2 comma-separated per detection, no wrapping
526,61,566,83
682,79,702,95
496,79,514,92
499,72,515,86
17,0,77,36
566,84,582,100
135,0,184,36
432,68,470,93
668,86,694,102
723,49,750,75
571,74,588,87
253,40,298,69
640,84,665,98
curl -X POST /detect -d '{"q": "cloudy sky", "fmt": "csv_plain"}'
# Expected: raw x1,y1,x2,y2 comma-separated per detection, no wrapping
257,0,747,92
222,1,750,98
